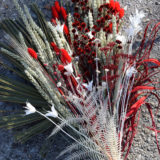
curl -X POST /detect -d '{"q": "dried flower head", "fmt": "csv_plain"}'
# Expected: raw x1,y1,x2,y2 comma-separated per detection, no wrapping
45,104,58,118
24,102,36,115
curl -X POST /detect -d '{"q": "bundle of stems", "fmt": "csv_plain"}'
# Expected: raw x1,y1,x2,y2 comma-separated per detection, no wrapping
0,0,159,159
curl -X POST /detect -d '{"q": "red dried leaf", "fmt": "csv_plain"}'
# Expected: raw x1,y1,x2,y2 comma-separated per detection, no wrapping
145,70,159,81
145,126,160,133
139,59,160,66
131,86,155,93
146,103,160,154
130,91,146,103
136,21,155,58
124,111,141,160
27,48,38,60
126,96,147,117
130,96,147,110
137,22,160,61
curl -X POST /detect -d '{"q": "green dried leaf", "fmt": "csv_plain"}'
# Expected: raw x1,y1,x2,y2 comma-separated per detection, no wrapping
15,119,53,143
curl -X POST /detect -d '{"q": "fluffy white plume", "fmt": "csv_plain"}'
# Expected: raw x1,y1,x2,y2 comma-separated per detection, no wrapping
55,23,64,33
24,102,36,115
45,104,58,118
64,63,73,76
83,80,93,91
126,9,145,38
126,67,137,77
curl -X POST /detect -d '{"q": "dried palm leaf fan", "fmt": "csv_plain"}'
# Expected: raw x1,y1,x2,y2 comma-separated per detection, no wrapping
0,0,160,159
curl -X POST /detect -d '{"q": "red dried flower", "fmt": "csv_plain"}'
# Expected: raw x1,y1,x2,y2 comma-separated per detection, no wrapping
72,21,80,27
77,26,82,31
73,41,78,47
103,26,108,32
116,40,122,44
51,18,57,25
61,7,67,21
54,1,61,13
96,19,101,25
74,6,78,11
52,6,59,19
72,29,76,34
27,48,38,60
105,15,111,20
82,6,86,10
119,8,125,19
85,28,89,32
74,13,80,18
118,45,122,49
93,25,97,30
109,0,115,10
98,7,102,12
58,65,64,71
63,24,69,35
92,51,96,55
81,22,86,28
96,27,101,32
72,22,77,27
74,35,78,39
85,46,91,52
100,17,105,23
115,1,120,12
61,49,72,63
92,31,96,35
104,3,110,8
51,42,60,53
82,35,88,40
77,47,82,52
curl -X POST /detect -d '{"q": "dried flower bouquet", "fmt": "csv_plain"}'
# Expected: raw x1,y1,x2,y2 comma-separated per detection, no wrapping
0,0,160,159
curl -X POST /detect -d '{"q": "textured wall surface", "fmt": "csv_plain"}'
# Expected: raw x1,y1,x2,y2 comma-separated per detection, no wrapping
0,0,160,159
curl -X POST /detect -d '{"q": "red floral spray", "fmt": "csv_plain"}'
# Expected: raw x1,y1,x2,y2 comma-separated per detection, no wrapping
27,48,38,60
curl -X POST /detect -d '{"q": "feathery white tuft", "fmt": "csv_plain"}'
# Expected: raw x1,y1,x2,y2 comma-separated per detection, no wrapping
126,9,145,38
57,82,62,87
64,63,73,76
83,80,93,91
24,102,36,115
55,23,64,33
45,104,58,118
126,66,137,77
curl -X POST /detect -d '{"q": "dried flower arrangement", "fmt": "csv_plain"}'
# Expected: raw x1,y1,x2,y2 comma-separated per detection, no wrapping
0,0,160,159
